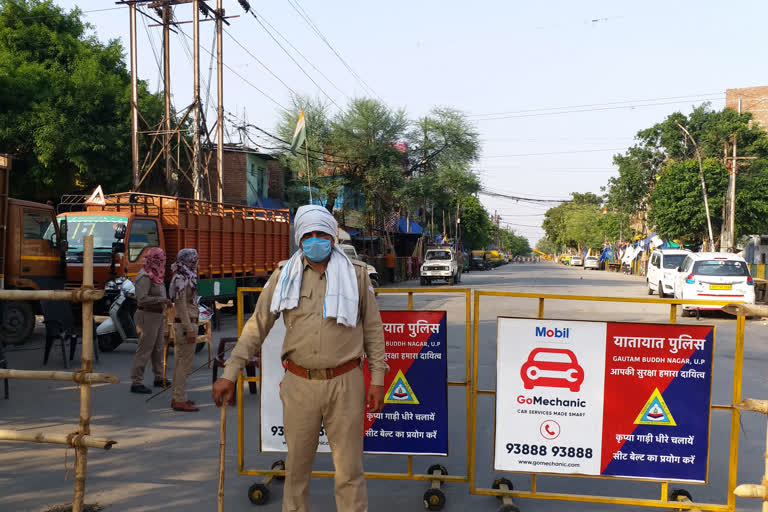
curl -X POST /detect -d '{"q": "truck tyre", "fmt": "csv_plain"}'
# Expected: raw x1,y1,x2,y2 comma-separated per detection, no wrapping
1,301,36,345
420,277,426,286
448,276,455,286
97,332,122,352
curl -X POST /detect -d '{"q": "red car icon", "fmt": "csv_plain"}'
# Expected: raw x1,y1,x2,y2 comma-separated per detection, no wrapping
521,348,585,392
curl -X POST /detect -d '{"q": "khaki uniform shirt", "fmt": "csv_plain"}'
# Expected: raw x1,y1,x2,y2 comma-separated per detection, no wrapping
222,257,389,386
134,270,167,310
173,286,198,336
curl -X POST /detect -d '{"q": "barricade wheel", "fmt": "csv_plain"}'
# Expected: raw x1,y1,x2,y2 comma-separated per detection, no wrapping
492,477,514,502
491,477,513,493
497,504,520,512
423,488,446,511
426,464,448,476
271,460,286,481
670,488,693,506
248,483,270,505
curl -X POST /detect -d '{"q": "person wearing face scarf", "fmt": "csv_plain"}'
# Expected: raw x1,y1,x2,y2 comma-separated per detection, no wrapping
169,248,200,412
130,247,171,394
213,204,388,512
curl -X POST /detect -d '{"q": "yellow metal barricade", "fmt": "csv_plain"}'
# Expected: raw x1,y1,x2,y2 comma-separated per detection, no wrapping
469,291,745,511
234,286,473,508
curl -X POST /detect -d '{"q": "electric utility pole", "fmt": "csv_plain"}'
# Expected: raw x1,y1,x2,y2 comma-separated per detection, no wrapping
722,99,757,252
123,0,232,198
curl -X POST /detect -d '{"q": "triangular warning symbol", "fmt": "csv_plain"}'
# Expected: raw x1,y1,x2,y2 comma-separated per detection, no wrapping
85,185,106,206
634,388,676,426
384,369,419,405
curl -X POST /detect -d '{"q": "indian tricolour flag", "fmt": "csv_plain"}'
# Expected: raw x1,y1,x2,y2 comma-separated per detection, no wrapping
290,109,306,156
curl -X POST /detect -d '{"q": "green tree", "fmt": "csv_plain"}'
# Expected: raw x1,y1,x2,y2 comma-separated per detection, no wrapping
536,237,561,255
605,103,768,244
328,97,408,220
275,95,336,210
0,0,163,200
457,194,492,250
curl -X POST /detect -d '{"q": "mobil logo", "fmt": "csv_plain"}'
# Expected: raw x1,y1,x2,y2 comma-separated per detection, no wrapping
535,326,571,339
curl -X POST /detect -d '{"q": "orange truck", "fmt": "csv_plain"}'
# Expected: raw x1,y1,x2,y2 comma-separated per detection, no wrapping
56,192,290,311
0,154,67,344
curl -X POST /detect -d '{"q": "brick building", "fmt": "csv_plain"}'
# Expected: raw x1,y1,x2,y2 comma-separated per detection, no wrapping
208,146,288,207
725,86,768,128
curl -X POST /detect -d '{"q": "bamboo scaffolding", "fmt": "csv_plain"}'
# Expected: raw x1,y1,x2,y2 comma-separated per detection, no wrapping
0,288,103,302
0,370,119,384
1,235,113,512
72,235,95,512
0,430,116,450
733,399,768,512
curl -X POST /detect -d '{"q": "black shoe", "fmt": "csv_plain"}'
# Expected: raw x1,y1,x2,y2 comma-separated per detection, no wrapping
130,384,152,394
154,378,171,388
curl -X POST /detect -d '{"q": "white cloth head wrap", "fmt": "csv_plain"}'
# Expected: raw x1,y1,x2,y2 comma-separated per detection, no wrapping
270,204,359,327
294,204,337,246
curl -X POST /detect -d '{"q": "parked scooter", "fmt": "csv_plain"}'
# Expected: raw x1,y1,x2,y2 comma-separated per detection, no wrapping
97,277,212,353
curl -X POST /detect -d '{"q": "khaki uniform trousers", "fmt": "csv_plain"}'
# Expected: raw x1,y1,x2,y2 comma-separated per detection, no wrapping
171,324,196,402
131,310,165,385
280,366,367,512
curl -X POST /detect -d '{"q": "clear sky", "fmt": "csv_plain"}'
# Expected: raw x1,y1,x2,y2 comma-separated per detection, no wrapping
57,0,768,245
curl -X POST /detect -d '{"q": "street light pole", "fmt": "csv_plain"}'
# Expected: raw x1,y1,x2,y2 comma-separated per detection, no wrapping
675,121,715,251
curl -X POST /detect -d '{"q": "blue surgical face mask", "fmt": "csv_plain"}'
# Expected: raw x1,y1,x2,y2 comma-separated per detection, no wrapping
302,237,332,262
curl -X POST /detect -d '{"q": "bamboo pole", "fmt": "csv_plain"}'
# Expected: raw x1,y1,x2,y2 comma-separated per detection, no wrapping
72,236,94,512
218,405,227,512
0,430,116,450
0,369,118,384
0,288,103,302
733,399,768,512
722,303,768,318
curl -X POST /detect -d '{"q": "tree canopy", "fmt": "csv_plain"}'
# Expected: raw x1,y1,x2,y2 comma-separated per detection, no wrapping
604,104,768,245
0,0,163,200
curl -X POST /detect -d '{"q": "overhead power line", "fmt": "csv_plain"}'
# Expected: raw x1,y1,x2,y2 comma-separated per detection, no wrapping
173,23,289,112
468,92,724,118
223,28,300,98
480,189,571,203
472,95,724,122
481,148,627,158
246,8,349,103
285,0,381,100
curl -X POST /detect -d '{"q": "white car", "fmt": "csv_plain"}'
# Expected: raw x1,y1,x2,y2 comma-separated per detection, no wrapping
673,252,755,316
646,249,690,297
584,256,600,270
420,248,460,285
339,244,380,288
570,256,583,266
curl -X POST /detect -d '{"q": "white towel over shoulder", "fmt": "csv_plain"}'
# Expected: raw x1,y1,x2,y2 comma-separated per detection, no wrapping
270,246,359,327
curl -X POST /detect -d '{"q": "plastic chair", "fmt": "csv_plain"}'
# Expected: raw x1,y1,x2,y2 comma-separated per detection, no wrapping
40,300,78,368
212,336,258,399
162,306,212,384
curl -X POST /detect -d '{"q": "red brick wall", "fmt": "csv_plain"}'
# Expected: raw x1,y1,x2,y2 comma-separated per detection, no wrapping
221,150,247,204
267,160,285,199
726,86,768,129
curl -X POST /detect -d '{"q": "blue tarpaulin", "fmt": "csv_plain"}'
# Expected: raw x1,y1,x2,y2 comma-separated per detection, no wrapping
398,217,422,234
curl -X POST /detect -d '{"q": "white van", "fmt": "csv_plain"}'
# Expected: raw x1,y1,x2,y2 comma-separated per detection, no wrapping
646,249,691,297
673,252,755,316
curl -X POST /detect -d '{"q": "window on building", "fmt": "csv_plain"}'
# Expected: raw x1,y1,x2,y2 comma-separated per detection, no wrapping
128,219,160,261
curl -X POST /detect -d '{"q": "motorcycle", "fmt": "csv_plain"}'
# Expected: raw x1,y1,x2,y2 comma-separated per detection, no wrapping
97,277,213,353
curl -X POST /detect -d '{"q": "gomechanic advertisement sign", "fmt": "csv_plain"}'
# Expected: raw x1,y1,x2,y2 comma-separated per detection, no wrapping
494,318,714,482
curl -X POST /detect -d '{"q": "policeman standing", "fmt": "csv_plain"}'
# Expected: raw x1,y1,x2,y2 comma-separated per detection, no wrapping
213,204,388,512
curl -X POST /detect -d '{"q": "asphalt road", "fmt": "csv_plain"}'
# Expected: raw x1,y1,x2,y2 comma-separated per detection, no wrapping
1,262,766,512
